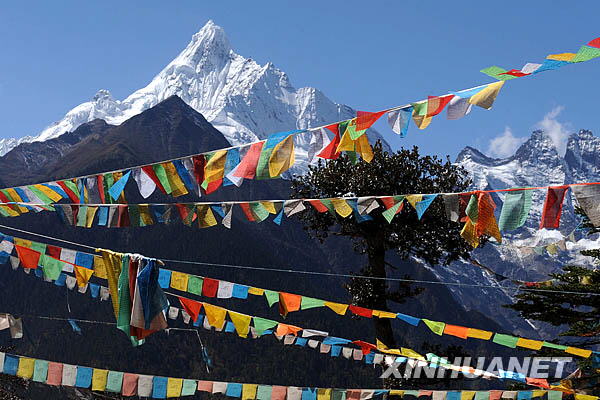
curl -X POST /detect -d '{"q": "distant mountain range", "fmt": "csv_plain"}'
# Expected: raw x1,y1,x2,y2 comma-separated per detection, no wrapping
0,20,388,173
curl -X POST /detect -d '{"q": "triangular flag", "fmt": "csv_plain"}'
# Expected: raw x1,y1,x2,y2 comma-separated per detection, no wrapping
468,81,505,110
74,266,94,287
228,311,251,338
179,297,202,322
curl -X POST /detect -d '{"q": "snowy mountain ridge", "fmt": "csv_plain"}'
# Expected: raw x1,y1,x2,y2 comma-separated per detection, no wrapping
0,20,387,171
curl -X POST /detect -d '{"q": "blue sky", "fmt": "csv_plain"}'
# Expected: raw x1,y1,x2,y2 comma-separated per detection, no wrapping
1,1,598,159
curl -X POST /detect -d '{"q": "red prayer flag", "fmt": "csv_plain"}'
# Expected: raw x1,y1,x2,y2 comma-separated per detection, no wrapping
179,296,202,322
204,179,222,194
426,95,454,117
308,200,329,213
352,340,377,354
47,245,61,259
356,110,386,131
122,373,139,397
96,175,106,204
489,391,503,400
540,185,569,229
239,203,256,221
380,197,396,209
500,69,530,77
15,245,41,269
232,141,265,179
117,205,130,227
202,278,219,297
192,155,206,185
175,204,191,221
317,124,341,159
56,181,80,203
141,165,167,194
588,37,600,48
348,305,373,318
346,390,361,400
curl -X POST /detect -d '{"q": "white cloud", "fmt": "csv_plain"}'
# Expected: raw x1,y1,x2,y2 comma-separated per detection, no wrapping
534,106,572,155
487,126,526,158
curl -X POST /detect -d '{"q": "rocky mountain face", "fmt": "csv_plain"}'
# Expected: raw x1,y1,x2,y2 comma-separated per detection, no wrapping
432,129,600,337
0,20,388,174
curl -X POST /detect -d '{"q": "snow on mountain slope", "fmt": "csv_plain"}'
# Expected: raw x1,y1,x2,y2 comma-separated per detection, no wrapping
1,20,388,172
429,129,600,337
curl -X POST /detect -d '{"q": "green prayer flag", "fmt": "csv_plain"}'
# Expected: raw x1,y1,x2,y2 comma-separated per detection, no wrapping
571,45,600,63
320,199,336,215
542,341,568,351
332,389,346,400
32,359,49,382
250,202,270,222
474,392,490,400
152,164,172,194
382,202,403,223
187,276,203,295
493,333,519,348
105,371,124,393
252,317,278,336
103,174,115,204
182,379,198,396
412,102,428,116
128,205,140,227
27,186,54,204
404,391,420,397
300,297,326,310
116,255,142,346
547,391,563,400
30,241,47,254
465,194,478,222
480,66,517,80
62,180,80,199
498,189,532,231
264,290,279,307
347,121,367,140
423,319,445,335
256,385,273,400
40,254,64,280
76,206,88,227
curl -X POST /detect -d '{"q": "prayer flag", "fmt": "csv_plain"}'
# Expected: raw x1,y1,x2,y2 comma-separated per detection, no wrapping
540,186,569,229
167,378,184,398
279,292,302,316
423,319,445,335
469,81,505,110
229,311,252,337
493,333,519,348
179,297,202,322
318,124,342,159
571,184,600,227
498,190,533,231
387,107,412,136
269,134,296,177
307,129,331,163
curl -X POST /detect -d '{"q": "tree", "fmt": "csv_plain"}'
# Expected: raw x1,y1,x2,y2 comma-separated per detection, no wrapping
507,209,600,395
290,142,475,348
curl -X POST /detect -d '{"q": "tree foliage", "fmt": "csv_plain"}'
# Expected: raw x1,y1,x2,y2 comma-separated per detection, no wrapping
291,142,475,347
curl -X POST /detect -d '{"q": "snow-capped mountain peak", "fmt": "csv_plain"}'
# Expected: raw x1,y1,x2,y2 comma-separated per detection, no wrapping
2,20,388,168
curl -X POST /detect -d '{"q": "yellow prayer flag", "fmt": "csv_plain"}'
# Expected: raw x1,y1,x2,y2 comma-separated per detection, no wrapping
405,195,423,210
337,130,354,153
574,395,598,400
17,357,35,379
531,391,546,398
401,347,425,360
373,310,397,319
467,328,493,340
204,150,228,183
317,388,332,400
86,206,98,228
14,238,33,248
330,198,353,218
203,303,227,329
1,205,20,217
167,378,183,398
163,162,188,197
98,249,123,320
75,266,94,287
468,81,505,110
92,369,109,391
260,201,277,214
269,134,295,177
197,205,218,228
33,184,63,202
248,287,264,296
93,256,108,280
355,133,374,162
242,384,258,400
461,391,476,400
412,114,432,130
139,205,154,226
170,271,189,292
228,311,251,338
517,338,543,350
5,188,29,213
461,220,480,248
547,53,576,62
390,391,404,397
324,301,348,315
565,347,592,358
